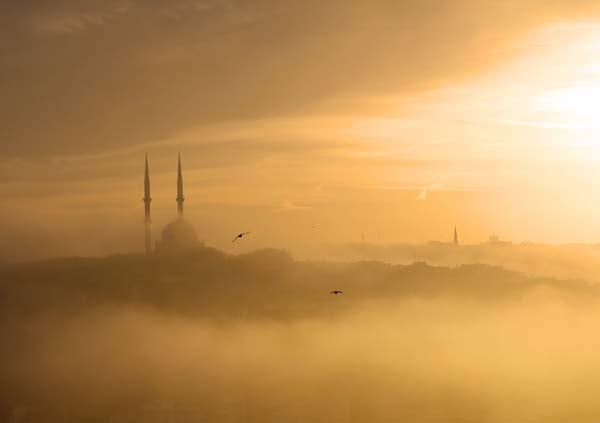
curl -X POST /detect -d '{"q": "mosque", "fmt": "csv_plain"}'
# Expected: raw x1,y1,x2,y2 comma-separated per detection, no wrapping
143,154,200,252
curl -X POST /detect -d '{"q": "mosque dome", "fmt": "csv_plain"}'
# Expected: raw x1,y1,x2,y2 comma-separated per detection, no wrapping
158,217,200,250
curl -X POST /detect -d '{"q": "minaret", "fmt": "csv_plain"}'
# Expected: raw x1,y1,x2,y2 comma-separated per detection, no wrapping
143,154,152,253
176,153,185,217
453,226,459,245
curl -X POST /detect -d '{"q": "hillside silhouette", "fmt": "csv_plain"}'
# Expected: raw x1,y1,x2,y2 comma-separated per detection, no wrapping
1,246,594,320
302,241,600,283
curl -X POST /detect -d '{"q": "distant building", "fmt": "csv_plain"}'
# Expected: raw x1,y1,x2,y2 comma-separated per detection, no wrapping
144,154,200,252
453,226,459,245
143,154,152,254
488,234,503,244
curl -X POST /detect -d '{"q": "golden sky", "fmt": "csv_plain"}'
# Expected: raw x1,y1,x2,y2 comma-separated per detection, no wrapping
3,1,600,259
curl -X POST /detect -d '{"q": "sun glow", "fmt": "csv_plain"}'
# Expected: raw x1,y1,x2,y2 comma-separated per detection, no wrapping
512,24,600,156
352,23,600,176
533,84,600,130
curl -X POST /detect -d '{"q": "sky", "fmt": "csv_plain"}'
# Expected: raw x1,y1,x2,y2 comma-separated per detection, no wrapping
4,0,600,260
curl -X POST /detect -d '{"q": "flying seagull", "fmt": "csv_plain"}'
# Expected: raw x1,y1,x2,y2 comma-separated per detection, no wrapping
232,232,251,242
330,290,344,295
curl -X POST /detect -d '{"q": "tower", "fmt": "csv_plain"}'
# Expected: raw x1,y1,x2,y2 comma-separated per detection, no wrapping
143,154,152,254
453,226,459,245
176,153,185,217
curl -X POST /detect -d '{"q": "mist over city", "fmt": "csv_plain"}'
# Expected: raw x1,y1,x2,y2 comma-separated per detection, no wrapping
5,1,600,422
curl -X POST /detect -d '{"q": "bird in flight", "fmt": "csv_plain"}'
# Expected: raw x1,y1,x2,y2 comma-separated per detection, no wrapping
232,232,251,242
330,290,344,295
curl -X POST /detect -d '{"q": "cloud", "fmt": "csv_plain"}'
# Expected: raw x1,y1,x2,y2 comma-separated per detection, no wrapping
158,0,236,20
31,2,132,34
278,201,312,212
5,1,600,158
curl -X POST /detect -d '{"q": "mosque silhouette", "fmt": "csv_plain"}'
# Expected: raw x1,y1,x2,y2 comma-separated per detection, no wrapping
143,154,200,252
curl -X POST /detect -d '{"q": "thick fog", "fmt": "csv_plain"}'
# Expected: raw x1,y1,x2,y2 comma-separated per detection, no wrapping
2,247,600,422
